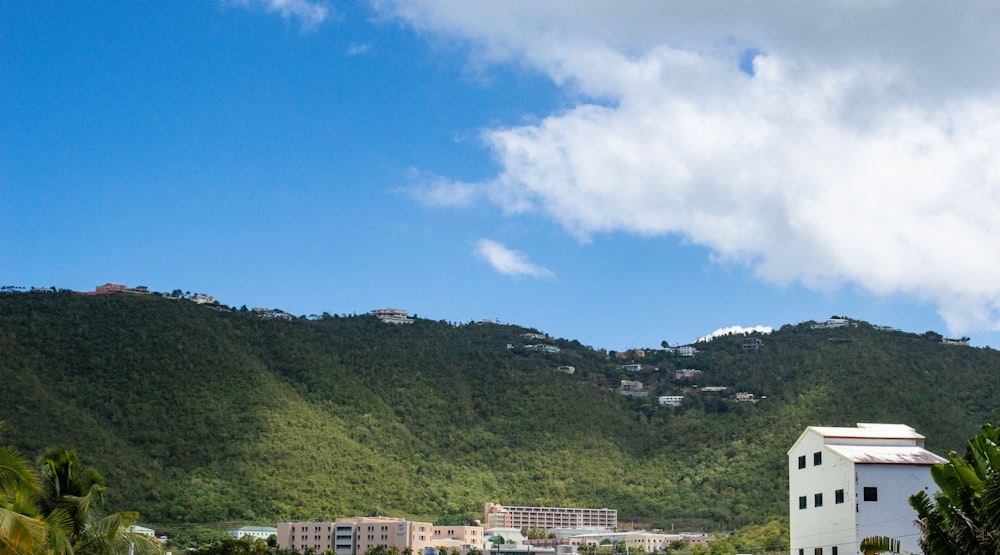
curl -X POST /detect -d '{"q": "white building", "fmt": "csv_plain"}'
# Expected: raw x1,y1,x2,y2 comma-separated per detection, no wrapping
371,308,415,324
228,526,278,540
658,395,683,407
676,346,697,357
788,423,946,555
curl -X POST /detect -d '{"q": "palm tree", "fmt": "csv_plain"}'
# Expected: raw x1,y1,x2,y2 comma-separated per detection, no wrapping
859,536,899,554
909,423,1000,554
1,445,48,555
36,448,161,555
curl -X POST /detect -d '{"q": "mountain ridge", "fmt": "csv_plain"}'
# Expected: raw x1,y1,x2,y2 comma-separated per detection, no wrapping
1,290,997,541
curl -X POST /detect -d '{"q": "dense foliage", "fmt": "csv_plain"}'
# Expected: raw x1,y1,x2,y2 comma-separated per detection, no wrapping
1,292,998,543
0,438,161,555
909,423,1000,554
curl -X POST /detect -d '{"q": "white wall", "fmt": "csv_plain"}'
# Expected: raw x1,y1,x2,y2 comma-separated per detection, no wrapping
789,431,857,554
856,465,938,555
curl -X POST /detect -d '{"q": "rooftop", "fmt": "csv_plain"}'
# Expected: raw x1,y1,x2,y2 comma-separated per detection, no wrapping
826,445,948,465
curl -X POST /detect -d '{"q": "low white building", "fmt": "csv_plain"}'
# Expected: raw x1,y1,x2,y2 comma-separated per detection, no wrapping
658,395,683,407
228,526,277,540
788,423,946,555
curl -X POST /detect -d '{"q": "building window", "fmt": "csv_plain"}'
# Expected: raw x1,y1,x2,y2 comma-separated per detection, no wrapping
798,455,806,469
832,547,838,555
814,451,822,465
798,550,804,555
864,487,878,501
835,489,844,504
799,496,807,509
815,493,823,507
815,549,823,555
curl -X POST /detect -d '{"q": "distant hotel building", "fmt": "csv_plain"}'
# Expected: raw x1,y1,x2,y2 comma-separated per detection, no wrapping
277,517,483,555
483,503,617,531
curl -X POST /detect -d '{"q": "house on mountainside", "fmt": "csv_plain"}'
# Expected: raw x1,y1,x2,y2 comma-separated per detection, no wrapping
524,344,560,353
734,392,758,403
675,369,702,379
371,307,414,324
941,336,970,346
811,318,851,329
676,346,697,357
658,395,683,407
788,423,945,555
620,380,643,392
253,307,293,321
739,338,763,352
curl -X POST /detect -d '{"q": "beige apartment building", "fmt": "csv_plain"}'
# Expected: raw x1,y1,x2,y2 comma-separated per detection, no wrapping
277,517,484,555
483,503,617,531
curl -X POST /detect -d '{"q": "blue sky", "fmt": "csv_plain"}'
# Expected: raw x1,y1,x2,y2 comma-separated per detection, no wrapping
4,1,1000,350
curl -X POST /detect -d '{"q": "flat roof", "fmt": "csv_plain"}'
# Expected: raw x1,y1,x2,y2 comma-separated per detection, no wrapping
827,445,947,465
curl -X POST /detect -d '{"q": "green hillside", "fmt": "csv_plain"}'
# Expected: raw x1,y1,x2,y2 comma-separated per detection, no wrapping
1,291,997,540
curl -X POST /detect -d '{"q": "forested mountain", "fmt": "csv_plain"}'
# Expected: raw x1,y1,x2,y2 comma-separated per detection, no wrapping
1,291,997,541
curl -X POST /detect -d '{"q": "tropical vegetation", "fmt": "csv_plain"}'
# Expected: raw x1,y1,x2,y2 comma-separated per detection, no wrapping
0,432,159,555
1,290,998,550
909,423,1000,554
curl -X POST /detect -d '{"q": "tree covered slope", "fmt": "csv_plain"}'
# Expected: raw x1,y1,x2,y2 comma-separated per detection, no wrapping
0,292,997,536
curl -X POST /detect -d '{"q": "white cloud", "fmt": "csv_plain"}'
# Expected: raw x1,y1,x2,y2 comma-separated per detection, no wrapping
697,325,773,343
347,42,374,56
408,173,483,207
380,1,1000,337
229,0,330,29
474,239,554,279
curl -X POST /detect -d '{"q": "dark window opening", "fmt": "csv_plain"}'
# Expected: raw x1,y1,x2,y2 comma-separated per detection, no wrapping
814,451,822,465
815,493,823,507
798,455,806,469
863,487,878,501
835,489,844,504
799,496,807,509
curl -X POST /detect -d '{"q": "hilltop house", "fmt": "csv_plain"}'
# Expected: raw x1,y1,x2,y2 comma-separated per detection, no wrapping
371,308,414,324
811,318,851,329
788,423,945,555
941,336,970,346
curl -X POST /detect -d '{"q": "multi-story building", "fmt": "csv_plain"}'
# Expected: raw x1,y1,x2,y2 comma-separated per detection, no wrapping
278,517,483,555
483,503,617,531
788,423,946,555
676,346,696,357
